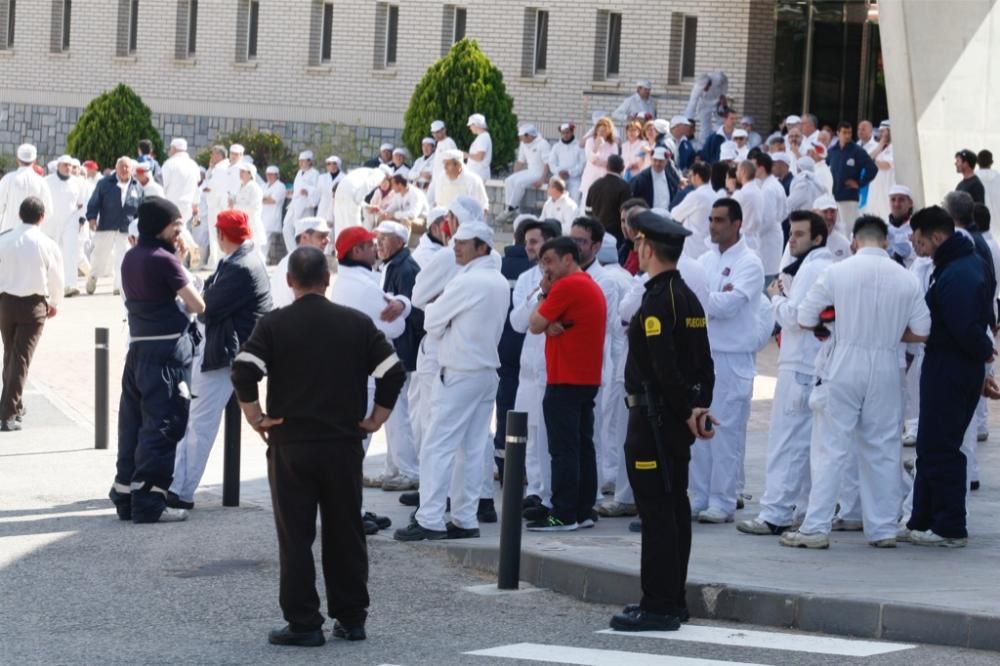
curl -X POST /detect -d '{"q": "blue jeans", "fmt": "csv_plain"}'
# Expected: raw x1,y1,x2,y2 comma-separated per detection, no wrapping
543,384,599,524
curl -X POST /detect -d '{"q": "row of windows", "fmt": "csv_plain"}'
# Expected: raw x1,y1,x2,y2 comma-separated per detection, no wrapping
0,1,697,84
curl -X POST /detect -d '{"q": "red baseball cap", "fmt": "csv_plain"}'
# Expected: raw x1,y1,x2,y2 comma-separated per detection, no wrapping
83,160,99,170
336,226,377,261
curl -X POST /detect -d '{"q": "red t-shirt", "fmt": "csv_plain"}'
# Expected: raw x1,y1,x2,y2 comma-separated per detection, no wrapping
537,270,607,386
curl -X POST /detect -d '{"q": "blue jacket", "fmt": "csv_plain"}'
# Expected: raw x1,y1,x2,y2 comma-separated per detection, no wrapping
382,247,424,371
497,244,532,373
826,141,876,203
675,137,696,171
925,233,994,365
967,227,997,328
700,133,726,164
630,166,678,209
86,173,143,233
200,243,272,371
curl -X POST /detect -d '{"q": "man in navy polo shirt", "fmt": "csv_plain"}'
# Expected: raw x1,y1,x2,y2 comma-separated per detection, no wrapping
110,197,205,523
827,121,877,229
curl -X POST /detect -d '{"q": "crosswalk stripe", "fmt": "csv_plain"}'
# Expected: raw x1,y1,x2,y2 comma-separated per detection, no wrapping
598,625,915,657
465,642,771,666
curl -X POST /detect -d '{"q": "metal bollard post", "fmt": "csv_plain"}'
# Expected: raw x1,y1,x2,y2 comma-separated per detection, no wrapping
95,328,109,450
498,410,528,590
222,394,241,507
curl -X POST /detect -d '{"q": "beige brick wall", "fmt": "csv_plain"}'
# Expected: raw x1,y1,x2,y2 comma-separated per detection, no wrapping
0,0,775,146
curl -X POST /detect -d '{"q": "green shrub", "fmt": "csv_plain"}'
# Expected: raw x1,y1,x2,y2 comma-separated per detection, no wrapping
66,84,163,170
194,127,297,179
402,39,518,172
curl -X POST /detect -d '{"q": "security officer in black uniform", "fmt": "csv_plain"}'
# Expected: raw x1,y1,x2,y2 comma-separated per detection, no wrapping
610,210,717,632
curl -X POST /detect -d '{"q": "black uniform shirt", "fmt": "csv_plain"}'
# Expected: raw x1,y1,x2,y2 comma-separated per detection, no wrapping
625,270,714,423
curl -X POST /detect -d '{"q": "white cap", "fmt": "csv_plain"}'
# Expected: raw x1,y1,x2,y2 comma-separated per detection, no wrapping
518,124,538,137
741,116,754,126
294,216,331,237
47,160,58,174
135,161,152,172
651,146,669,161
128,220,140,238
57,154,74,165
732,128,749,139
813,194,837,210
265,165,280,175
785,115,802,126
889,184,913,199
375,220,409,243
379,142,394,152
879,119,891,129
441,149,464,162
796,156,815,172
467,113,487,129
229,143,245,154
69,158,81,168
635,79,652,89
430,120,446,132
378,164,394,178
421,137,436,146
170,138,188,151
558,122,575,132
719,141,739,161
236,161,256,174
298,150,314,161
453,221,494,244
448,196,484,226
772,152,792,166
597,232,618,264
16,144,36,162
651,119,669,135
392,147,407,156
427,206,448,223
325,155,341,165
669,115,691,129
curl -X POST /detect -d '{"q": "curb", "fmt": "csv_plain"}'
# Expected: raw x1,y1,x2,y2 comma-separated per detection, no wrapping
444,542,1000,652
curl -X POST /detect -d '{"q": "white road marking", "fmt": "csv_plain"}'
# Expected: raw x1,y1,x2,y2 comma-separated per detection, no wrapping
465,642,770,666
599,625,915,657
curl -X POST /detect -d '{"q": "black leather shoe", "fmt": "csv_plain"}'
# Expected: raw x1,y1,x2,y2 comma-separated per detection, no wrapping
0,420,22,432
166,492,194,510
267,625,325,647
610,609,681,632
363,512,392,530
477,498,498,523
393,523,447,541
445,521,480,539
332,620,366,641
399,491,420,507
362,519,379,535
622,604,690,623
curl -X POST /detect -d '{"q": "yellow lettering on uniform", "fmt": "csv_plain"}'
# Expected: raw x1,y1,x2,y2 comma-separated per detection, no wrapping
635,460,658,470
644,316,662,337
685,317,706,328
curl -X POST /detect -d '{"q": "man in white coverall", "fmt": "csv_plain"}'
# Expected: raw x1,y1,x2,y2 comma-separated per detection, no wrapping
43,155,87,297
332,165,393,237
281,151,320,253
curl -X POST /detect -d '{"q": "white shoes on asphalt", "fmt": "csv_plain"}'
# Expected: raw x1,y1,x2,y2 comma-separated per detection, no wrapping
597,500,638,517
158,507,189,523
381,475,419,491
831,517,863,531
779,530,830,549
908,529,968,548
697,507,734,524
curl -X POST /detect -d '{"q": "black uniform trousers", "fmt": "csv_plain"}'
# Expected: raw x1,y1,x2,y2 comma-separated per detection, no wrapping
0,293,47,421
543,384,600,524
908,351,983,539
624,407,692,617
493,364,520,481
268,436,369,632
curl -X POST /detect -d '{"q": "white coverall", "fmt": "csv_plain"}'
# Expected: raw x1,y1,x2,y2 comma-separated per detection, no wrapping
505,137,551,209
315,170,343,225
0,166,53,233
684,71,729,146
332,168,388,237
669,183,716,260
232,180,267,262
547,140,586,203
281,168,319,253
585,260,621,493
42,173,87,292
161,152,201,225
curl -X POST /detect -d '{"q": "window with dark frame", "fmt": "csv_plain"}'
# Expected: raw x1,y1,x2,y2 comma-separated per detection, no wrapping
453,6,466,42
127,0,138,53
247,0,259,59
321,2,333,63
60,0,71,50
533,10,548,75
385,4,398,66
605,11,621,78
187,0,197,56
6,0,14,48
681,15,697,79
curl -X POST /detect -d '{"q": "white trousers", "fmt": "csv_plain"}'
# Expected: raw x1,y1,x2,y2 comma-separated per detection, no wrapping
836,201,859,236
90,231,130,291
516,371,551,505
800,362,903,541
383,373,419,480
504,170,543,208
690,352,754,513
205,208,222,270
903,349,923,437
758,369,815,526
481,431,496,500
409,342,438,457
601,378,633,504
415,369,498,531
59,219,81,290
169,363,234,503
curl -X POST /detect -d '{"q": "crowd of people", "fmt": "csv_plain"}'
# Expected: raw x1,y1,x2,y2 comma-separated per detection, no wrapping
3,71,1000,640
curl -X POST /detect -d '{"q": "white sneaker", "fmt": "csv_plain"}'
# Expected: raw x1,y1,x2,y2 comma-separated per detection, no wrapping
909,529,967,548
869,537,897,548
831,517,863,531
736,517,789,535
902,432,917,447
697,507,734,524
597,500,638,517
779,530,830,549
158,507,189,523
85,275,97,295
896,524,912,542
363,475,384,489
381,475,418,491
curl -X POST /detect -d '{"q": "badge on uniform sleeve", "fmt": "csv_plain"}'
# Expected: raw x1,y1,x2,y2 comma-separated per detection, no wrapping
644,316,662,337
635,460,658,470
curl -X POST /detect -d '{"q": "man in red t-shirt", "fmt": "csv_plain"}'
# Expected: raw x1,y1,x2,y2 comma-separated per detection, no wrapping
527,237,607,531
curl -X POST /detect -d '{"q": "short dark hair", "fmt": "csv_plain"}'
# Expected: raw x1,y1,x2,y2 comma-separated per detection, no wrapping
836,121,852,132
643,237,682,263
539,236,580,264
570,216,604,243
943,190,975,225
607,154,625,174
690,162,711,183
391,174,408,187
747,147,763,162
852,214,888,240
138,139,153,155
754,152,773,174
710,161,729,191
522,219,561,241
978,149,994,169
910,205,955,236
974,203,991,232
19,196,45,225
712,197,743,223
620,197,648,213
287,246,330,289
788,209,828,246
955,149,977,168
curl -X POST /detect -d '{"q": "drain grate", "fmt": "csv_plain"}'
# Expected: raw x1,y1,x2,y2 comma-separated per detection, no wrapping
165,559,270,578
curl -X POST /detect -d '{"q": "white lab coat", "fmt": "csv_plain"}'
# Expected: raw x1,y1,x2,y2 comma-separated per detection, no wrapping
861,145,894,221
0,167,54,233
431,137,459,186
585,260,620,490
384,185,429,226
540,194,579,234
428,168,489,211
281,168,320,252
780,230,850,270
611,92,656,124
670,183,716,260
411,233,444,269
797,247,930,541
315,170,344,224
161,152,201,223
733,181,767,269
42,174,87,290
684,71,728,145
786,171,827,214
547,140,586,202
410,153,435,187
505,137,551,208
330,264,405,340
333,168,389,237
757,175,789,275
262,180,287,234
978,168,1000,246
140,180,165,198
467,132,493,183
233,180,266,259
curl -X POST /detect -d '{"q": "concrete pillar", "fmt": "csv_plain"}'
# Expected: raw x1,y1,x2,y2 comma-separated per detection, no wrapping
879,0,1000,209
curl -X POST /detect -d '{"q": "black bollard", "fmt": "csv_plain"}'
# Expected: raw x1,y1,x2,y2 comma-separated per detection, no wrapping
222,394,241,507
498,410,528,590
95,328,109,450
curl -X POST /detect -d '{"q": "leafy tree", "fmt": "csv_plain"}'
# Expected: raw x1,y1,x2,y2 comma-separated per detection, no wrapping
66,84,163,170
194,127,297,180
403,39,518,172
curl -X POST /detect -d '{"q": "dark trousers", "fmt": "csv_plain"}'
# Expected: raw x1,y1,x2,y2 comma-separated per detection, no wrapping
268,437,369,632
114,336,193,522
543,384,599,524
625,408,693,617
0,293,47,421
493,364,520,482
908,351,983,539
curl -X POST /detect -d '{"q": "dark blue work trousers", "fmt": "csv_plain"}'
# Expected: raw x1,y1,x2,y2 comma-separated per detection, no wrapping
543,384,599,525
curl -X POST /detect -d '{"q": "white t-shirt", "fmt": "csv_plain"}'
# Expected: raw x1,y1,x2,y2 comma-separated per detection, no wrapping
467,133,493,183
